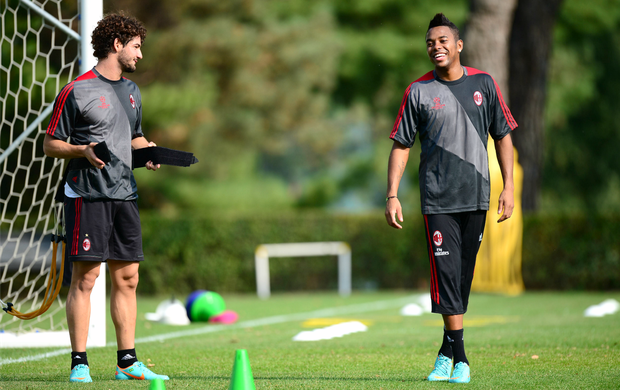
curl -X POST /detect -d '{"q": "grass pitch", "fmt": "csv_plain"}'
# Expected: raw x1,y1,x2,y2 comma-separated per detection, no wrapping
1,291,619,389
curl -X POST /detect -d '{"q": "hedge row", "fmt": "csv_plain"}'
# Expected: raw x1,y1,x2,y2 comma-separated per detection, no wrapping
137,212,620,295
522,214,620,290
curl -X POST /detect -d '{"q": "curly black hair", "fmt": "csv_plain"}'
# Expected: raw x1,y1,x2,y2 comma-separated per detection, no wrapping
427,13,460,41
91,13,147,60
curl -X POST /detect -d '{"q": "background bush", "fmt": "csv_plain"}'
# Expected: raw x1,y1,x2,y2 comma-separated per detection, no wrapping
137,212,620,295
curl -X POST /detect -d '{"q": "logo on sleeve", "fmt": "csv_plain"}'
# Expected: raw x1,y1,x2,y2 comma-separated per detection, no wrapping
433,230,443,246
98,96,110,109
431,97,446,110
129,94,136,109
473,91,483,106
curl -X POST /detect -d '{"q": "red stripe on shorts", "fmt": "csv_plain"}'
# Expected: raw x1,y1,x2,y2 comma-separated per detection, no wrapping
72,198,82,255
424,215,440,305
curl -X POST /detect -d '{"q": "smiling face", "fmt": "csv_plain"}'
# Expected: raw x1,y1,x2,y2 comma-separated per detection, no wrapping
117,36,143,73
426,26,463,73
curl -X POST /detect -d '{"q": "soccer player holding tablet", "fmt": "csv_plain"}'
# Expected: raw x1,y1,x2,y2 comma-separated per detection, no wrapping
44,13,167,383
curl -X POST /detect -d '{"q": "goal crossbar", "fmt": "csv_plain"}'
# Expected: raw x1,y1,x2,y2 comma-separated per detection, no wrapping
255,242,352,299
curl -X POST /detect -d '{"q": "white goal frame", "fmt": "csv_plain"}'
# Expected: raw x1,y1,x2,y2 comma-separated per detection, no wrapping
0,0,105,348
254,242,352,299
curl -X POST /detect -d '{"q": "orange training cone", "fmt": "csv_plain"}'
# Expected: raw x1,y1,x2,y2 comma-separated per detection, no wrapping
228,349,256,390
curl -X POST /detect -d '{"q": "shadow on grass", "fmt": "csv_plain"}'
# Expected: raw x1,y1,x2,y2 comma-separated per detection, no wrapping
175,374,430,383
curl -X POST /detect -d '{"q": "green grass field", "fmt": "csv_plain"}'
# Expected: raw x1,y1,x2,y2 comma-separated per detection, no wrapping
1,291,619,389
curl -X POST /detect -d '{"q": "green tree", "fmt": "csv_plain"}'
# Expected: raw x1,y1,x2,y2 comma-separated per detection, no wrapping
542,0,620,214
107,0,343,212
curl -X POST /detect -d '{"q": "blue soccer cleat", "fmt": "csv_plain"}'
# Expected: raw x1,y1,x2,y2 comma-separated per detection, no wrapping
69,364,92,382
115,361,169,380
427,353,452,381
449,362,471,383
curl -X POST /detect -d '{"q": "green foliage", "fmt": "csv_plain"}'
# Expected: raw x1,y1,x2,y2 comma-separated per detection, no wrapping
117,0,345,212
522,214,620,290
104,0,468,212
138,212,620,296
138,211,428,295
543,0,620,214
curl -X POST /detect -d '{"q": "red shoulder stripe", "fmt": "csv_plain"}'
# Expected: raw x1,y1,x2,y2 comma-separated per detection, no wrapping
75,70,97,82
493,78,518,130
465,67,517,130
46,82,74,136
390,83,412,139
390,71,434,139
46,71,97,136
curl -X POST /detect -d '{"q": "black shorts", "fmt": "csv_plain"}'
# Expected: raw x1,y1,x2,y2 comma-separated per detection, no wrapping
423,211,487,315
64,197,144,263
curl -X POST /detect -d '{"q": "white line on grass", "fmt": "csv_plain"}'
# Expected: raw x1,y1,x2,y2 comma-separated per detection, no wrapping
0,294,420,366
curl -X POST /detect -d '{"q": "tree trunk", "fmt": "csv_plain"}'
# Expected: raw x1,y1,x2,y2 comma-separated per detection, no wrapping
509,0,564,212
461,0,518,95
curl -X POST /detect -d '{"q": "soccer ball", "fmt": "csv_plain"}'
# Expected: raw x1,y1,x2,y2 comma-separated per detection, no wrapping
185,290,226,322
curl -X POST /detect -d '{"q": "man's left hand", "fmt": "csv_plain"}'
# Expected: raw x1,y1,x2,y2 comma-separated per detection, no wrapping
497,188,514,223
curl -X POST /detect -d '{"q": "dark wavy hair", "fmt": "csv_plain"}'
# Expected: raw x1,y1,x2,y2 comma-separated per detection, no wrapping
91,13,147,60
427,13,460,41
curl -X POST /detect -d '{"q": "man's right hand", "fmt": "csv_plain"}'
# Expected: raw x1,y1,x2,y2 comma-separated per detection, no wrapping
84,143,105,169
385,197,404,229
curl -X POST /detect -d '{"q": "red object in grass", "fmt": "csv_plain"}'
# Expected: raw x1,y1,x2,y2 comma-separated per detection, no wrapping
209,310,239,324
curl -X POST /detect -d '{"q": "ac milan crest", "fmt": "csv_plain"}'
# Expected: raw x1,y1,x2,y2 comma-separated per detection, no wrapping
473,91,483,106
129,94,136,109
83,238,91,252
433,230,443,247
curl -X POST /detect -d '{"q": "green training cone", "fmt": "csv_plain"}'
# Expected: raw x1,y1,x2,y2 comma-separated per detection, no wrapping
228,349,256,390
149,378,166,390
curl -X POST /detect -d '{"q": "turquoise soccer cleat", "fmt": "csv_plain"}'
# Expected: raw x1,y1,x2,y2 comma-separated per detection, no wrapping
449,362,471,383
69,364,92,382
115,361,169,380
427,353,452,381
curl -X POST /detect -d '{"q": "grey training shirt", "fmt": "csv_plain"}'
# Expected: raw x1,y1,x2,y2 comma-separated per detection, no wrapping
390,67,517,214
47,68,143,201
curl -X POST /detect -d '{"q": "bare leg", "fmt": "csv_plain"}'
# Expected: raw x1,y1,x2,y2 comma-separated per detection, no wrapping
108,260,139,350
442,314,463,330
66,262,102,352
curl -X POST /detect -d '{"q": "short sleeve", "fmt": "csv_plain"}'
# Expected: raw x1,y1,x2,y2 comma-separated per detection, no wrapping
389,83,418,148
488,78,517,140
132,88,144,139
46,83,78,141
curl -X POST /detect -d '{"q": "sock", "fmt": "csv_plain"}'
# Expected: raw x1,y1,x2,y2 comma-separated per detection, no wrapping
71,351,88,369
117,348,138,369
438,328,453,359
446,328,469,365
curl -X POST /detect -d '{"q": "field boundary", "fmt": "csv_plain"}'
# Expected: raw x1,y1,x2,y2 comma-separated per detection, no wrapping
0,294,420,366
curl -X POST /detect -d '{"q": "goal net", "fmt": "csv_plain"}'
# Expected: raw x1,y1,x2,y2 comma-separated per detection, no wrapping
0,0,104,348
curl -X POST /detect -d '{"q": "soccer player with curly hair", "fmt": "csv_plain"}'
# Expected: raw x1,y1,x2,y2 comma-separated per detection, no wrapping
43,13,168,383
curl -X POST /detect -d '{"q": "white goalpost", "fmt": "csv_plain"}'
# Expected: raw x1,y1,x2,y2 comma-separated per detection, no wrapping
0,0,105,348
255,242,352,299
